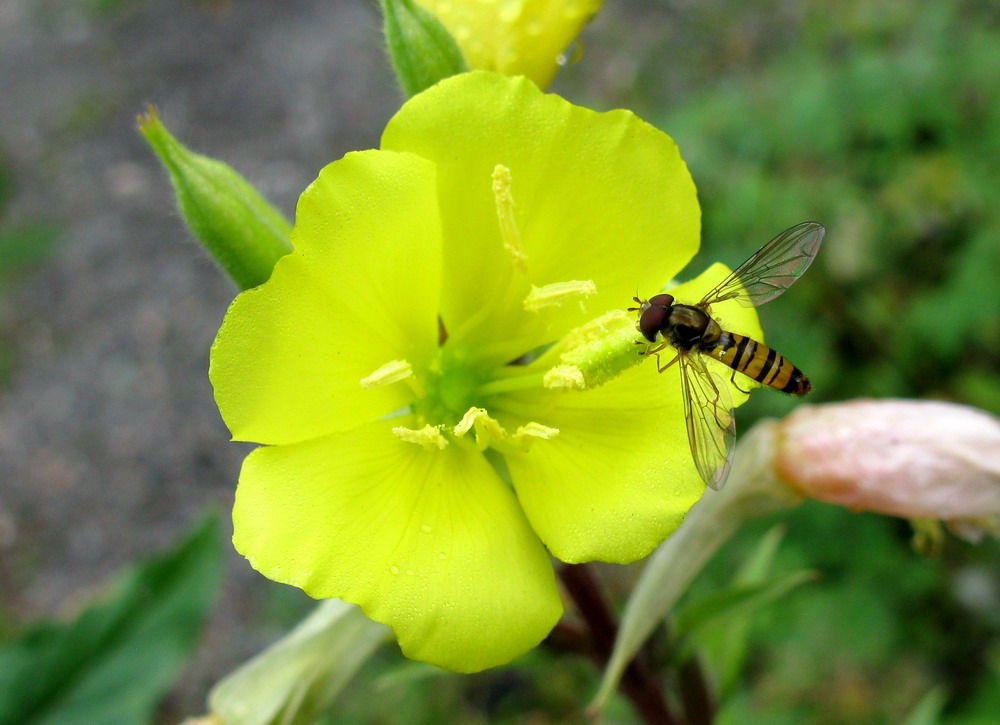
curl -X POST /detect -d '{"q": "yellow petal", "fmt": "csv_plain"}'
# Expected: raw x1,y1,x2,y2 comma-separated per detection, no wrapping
210,150,442,445
495,263,762,563
233,420,563,672
415,0,602,87
382,72,699,367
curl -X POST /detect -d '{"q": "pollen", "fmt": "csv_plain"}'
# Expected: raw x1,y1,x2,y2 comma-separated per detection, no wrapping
543,364,586,390
360,359,413,389
393,424,449,450
511,422,560,449
492,164,528,273
453,407,506,450
523,280,597,312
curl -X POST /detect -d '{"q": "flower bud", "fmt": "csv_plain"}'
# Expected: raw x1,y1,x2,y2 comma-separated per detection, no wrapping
138,107,292,290
379,0,468,98
414,0,602,88
208,600,387,725
774,399,1000,539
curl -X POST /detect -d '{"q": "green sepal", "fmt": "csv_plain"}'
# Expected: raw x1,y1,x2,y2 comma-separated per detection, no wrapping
379,0,468,98
138,107,292,290
208,599,388,725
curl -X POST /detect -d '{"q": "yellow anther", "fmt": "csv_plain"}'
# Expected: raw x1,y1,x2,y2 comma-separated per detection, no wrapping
524,280,597,312
360,359,413,389
511,422,560,449
453,407,506,450
492,164,528,273
393,424,448,450
543,364,586,390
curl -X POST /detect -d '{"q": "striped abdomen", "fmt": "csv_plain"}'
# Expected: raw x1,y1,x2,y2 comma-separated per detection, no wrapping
706,331,811,395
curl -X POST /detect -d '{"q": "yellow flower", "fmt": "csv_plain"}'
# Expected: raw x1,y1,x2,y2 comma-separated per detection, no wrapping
414,0,601,87
210,71,760,672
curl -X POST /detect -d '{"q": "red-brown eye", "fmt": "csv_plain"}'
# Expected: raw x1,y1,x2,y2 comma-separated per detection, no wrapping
638,304,669,342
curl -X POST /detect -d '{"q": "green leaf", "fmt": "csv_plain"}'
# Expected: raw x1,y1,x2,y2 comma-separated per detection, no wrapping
672,569,818,663
0,515,223,725
688,525,787,695
379,0,468,98
901,686,947,725
209,599,388,725
138,107,292,290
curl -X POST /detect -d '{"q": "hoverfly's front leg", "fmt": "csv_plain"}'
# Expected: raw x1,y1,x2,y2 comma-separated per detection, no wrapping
655,351,680,373
635,339,679,372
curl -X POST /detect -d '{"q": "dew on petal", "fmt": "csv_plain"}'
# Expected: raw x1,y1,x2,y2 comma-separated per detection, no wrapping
389,565,400,575
498,0,522,24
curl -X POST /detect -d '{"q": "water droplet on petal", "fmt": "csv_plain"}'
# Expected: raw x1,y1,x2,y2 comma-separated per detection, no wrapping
420,524,433,533
389,565,399,575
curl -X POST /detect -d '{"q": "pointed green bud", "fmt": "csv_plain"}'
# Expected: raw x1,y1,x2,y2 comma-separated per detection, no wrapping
138,107,292,290
379,0,468,98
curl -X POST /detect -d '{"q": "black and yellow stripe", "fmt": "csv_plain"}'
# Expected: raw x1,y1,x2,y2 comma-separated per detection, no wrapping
706,331,811,395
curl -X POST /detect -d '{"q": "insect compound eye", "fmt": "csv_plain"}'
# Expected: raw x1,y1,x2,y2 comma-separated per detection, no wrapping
649,293,675,307
638,304,668,342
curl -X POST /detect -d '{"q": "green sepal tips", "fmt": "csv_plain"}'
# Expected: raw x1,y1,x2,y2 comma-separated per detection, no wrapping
138,106,293,290
379,0,468,98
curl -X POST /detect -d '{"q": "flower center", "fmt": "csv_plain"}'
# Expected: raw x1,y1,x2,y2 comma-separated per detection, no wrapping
418,350,488,425
360,308,648,453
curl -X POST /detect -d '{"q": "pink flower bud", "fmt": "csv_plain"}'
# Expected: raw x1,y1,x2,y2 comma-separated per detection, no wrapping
773,399,1000,538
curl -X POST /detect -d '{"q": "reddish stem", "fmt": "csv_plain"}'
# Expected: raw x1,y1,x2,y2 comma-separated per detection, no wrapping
557,563,681,725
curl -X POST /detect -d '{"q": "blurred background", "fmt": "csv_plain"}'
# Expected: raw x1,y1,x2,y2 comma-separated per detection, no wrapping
1,0,998,723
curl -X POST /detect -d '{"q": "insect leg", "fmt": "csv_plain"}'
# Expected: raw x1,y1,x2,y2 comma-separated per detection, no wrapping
637,340,668,357
656,352,680,372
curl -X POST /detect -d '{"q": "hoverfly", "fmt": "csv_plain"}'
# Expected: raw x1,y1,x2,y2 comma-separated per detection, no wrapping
631,222,824,490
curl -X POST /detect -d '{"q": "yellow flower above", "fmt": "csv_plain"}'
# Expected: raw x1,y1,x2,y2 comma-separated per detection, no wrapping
414,0,602,87
210,71,760,672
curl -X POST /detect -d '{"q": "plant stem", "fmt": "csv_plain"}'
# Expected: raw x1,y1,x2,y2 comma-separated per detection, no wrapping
558,563,681,725
678,653,715,725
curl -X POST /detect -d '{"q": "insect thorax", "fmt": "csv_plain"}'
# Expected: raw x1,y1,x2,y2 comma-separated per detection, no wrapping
666,305,721,351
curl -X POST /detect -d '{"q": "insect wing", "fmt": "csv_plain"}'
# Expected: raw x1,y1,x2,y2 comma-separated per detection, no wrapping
679,352,736,490
701,222,824,309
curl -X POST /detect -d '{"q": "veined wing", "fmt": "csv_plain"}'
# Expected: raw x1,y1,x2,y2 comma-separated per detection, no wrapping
700,222,824,309
679,352,736,490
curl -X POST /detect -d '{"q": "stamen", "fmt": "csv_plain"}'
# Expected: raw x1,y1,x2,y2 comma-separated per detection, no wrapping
492,164,528,273
453,407,506,450
543,364,586,390
511,422,560,449
393,424,448,450
360,359,413,389
523,280,597,312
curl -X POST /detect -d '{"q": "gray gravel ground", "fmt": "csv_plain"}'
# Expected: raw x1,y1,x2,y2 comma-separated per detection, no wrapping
0,0,682,717
0,0,403,716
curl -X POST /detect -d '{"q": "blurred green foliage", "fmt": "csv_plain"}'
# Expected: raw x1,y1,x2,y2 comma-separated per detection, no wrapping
657,0,1000,419
0,515,221,725
632,1,1000,722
